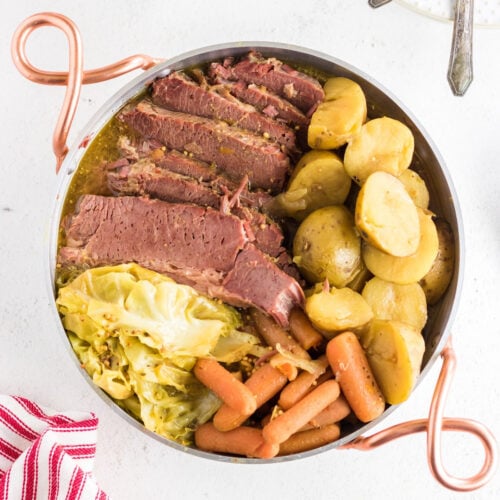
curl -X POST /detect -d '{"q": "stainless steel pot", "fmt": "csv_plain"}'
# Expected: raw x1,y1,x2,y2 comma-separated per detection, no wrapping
11,11,497,491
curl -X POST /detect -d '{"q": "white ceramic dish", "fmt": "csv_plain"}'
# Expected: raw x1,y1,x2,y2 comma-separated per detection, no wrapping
397,0,500,27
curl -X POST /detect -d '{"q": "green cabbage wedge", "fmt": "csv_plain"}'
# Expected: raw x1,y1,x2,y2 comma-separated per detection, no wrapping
57,263,260,445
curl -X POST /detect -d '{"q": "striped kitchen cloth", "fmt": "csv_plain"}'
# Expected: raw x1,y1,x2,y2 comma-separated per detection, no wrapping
0,395,109,499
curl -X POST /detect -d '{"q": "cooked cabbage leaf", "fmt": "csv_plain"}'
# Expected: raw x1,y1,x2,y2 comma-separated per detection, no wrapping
58,263,259,445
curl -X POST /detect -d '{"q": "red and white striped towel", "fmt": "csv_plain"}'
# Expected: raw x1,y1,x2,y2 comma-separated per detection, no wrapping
0,395,109,500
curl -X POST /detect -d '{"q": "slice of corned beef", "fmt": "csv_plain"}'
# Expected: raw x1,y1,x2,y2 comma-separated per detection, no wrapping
120,99,290,193
58,194,303,324
112,137,273,210
59,195,248,273
107,158,222,208
106,159,284,257
222,244,304,326
151,72,296,150
210,77,309,128
158,150,217,181
156,150,272,209
231,206,283,257
208,52,324,114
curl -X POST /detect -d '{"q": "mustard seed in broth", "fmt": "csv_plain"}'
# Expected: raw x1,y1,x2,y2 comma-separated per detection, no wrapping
61,116,129,220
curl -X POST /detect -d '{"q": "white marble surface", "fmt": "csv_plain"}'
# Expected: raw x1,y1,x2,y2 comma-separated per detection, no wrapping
1,1,500,498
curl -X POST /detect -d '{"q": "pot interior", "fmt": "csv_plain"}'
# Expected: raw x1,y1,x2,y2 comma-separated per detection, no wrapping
49,43,463,462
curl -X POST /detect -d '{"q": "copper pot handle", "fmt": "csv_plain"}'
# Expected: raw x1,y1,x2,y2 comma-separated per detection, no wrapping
11,12,163,173
341,337,498,491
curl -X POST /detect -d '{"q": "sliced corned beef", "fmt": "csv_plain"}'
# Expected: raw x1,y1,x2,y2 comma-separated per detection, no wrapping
222,244,304,326
59,194,247,273
58,194,303,324
158,149,218,182
107,159,222,208
111,137,274,210
151,72,296,150
106,159,284,257
208,51,325,114
121,99,290,193
231,206,283,257
210,78,309,128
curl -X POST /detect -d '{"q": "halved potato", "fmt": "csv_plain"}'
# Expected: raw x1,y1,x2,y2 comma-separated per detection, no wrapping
362,209,439,284
355,171,420,257
361,277,427,331
344,117,414,185
398,169,429,209
271,150,351,220
345,260,372,293
305,285,373,336
308,77,367,150
360,319,425,405
419,218,455,305
293,206,362,287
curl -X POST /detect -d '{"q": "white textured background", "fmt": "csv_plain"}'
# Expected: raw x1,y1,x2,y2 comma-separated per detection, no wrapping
1,1,499,499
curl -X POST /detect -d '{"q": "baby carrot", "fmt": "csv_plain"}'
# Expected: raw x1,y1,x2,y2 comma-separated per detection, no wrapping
302,395,351,430
278,424,341,456
194,358,256,415
262,379,340,445
288,308,324,350
195,423,267,458
250,309,310,360
326,331,385,423
278,355,329,410
213,362,288,432
253,441,280,459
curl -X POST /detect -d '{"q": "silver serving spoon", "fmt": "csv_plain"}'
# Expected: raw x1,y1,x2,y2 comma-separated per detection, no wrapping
368,0,474,96
448,0,474,96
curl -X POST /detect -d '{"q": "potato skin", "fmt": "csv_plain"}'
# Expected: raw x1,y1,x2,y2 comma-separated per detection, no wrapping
272,150,351,221
305,285,373,336
345,260,372,293
293,206,362,287
362,277,428,332
360,319,425,405
419,218,455,305
308,77,367,150
344,117,414,185
398,169,430,209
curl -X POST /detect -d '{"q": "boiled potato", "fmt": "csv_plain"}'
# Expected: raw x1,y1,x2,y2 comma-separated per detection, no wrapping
305,284,373,336
293,206,362,287
345,260,372,293
362,277,427,331
362,209,439,284
360,319,425,405
355,171,420,257
308,77,367,150
271,150,351,220
419,218,455,305
344,117,414,185
399,169,429,209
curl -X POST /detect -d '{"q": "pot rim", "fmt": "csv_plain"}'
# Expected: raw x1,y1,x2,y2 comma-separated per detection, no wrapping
45,41,464,463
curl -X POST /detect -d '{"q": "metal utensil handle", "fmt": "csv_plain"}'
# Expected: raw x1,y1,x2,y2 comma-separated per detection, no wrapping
448,0,474,96
341,337,498,491
368,0,393,8
11,12,163,173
